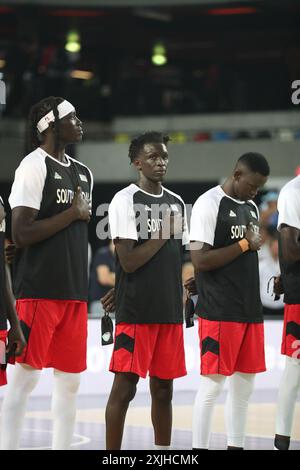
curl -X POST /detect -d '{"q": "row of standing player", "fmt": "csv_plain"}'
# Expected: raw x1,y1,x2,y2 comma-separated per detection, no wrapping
0,96,298,450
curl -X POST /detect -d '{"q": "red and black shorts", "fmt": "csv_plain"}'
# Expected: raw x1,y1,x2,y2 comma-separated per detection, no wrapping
0,329,7,386
110,323,187,380
281,304,300,359
16,299,88,373
198,318,266,376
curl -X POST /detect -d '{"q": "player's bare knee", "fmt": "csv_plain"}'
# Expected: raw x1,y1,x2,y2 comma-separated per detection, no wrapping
150,379,173,403
113,373,139,403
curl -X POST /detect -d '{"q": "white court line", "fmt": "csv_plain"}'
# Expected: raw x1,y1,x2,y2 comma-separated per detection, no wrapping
20,429,91,450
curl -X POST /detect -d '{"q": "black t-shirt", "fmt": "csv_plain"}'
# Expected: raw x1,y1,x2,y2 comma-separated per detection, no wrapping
0,197,7,330
190,185,263,323
109,184,189,324
9,148,93,301
89,246,115,302
277,176,300,304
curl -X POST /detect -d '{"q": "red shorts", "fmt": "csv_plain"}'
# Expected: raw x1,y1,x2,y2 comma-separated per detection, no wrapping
198,318,266,376
110,323,187,380
281,304,300,359
0,330,7,386
16,299,88,373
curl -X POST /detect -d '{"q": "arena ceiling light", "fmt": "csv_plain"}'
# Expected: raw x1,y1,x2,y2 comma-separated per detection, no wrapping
152,42,167,66
65,30,81,53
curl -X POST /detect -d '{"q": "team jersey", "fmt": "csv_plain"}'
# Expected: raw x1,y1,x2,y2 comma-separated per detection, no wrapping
190,185,263,323
109,183,189,324
9,147,93,301
277,176,300,304
0,196,7,330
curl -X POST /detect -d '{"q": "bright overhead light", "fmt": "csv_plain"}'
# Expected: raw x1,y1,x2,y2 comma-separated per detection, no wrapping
152,42,167,66
152,54,167,66
65,30,81,53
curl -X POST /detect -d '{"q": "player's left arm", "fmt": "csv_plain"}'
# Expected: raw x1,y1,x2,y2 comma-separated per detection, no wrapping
4,268,26,356
280,225,300,264
100,288,115,313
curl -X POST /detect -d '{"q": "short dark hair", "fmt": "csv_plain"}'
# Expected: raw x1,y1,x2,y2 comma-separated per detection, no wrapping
128,131,170,163
237,152,270,177
26,96,64,153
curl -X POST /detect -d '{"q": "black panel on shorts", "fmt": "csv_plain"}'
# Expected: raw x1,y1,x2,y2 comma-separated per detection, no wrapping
201,336,220,356
115,333,135,353
286,321,300,340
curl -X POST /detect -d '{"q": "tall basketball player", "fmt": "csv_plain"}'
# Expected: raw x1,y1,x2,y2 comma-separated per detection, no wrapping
0,97,92,450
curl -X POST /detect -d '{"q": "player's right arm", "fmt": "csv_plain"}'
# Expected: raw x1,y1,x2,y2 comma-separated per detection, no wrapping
9,157,90,248
113,237,169,273
109,193,181,273
190,235,260,272
11,187,90,248
189,196,261,273
114,216,183,272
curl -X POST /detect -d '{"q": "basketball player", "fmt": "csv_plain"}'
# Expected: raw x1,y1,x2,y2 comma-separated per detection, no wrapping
189,153,270,450
105,131,188,450
0,97,92,450
0,198,26,387
274,175,300,450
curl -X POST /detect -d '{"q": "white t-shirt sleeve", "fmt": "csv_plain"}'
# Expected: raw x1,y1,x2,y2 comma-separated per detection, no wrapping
9,156,47,211
182,202,189,246
277,188,300,231
109,193,138,240
189,195,218,246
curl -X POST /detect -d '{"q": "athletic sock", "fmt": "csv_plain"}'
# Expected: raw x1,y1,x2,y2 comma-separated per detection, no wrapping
225,373,255,449
51,370,81,450
192,374,226,449
0,364,41,449
276,356,300,438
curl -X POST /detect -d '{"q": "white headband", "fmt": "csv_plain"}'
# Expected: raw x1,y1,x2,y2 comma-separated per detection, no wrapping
36,100,75,133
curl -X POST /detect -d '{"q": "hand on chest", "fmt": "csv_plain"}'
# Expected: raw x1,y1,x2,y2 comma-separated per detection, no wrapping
219,202,259,241
43,164,90,210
